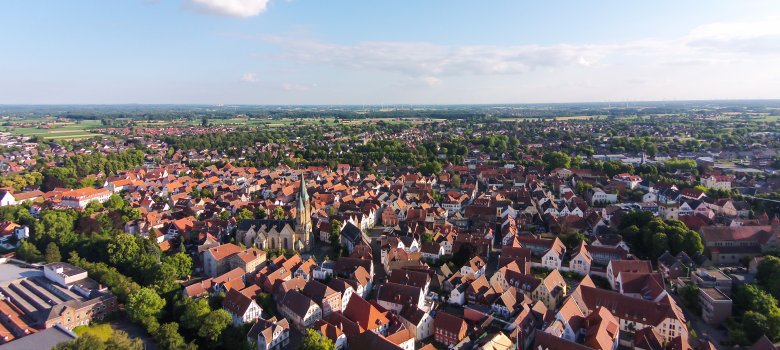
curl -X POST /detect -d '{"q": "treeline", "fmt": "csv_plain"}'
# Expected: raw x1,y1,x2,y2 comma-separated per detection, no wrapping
9,195,242,349
0,150,146,191
726,254,780,345
617,210,704,259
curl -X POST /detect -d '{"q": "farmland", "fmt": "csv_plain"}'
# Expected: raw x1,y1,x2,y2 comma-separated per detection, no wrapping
2,119,104,140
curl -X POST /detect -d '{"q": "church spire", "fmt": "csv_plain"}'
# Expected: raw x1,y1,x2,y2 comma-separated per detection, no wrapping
298,170,309,203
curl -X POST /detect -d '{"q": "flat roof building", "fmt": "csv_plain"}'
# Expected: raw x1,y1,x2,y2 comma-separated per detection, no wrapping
699,287,732,325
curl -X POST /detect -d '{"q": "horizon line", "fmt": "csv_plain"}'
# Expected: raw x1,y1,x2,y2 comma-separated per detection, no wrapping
2,98,780,108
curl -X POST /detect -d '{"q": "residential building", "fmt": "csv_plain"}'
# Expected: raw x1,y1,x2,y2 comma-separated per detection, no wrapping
301,280,342,317
247,316,290,350
203,243,243,277
434,311,468,346
223,287,262,326
60,188,111,209
278,290,322,331
699,287,732,325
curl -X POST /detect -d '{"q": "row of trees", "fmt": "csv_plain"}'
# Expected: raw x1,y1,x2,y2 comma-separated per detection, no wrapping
6,195,216,349
618,210,704,259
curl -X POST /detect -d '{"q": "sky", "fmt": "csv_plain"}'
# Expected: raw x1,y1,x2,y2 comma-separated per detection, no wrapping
2,0,780,105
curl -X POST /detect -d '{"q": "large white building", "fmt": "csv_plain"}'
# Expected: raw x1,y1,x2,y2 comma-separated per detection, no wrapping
60,188,111,209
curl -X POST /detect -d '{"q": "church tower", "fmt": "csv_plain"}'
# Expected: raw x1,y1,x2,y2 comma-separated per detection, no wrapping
295,172,312,251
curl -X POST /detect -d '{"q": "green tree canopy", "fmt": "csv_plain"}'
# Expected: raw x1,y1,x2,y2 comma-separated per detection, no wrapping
127,287,166,323
197,309,232,342
45,242,61,263
542,152,571,170
16,240,42,262
179,298,211,331
300,329,336,350
757,256,780,300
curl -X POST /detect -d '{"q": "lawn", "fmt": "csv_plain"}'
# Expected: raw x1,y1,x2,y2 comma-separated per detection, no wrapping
73,323,113,341
3,120,104,140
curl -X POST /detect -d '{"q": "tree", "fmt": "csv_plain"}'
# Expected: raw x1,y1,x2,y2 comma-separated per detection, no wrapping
272,206,285,220
419,161,442,176
54,333,107,350
542,152,570,170
155,323,192,350
236,208,254,221
300,329,336,350
451,174,461,188
742,311,780,343
153,262,181,294
16,240,42,262
681,230,704,258
180,298,210,331
256,292,275,316
198,309,232,342
757,256,780,300
54,330,143,350
69,252,141,302
651,232,669,258
329,219,342,248
107,234,141,267
677,284,701,313
733,284,779,316
104,194,126,210
105,330,144,350
562,233,587,249
127,287,166,323
45,242,61,263
162,252,193,279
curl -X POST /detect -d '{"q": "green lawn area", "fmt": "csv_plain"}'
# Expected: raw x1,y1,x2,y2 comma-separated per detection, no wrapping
3,120,104,140
73,323,113,341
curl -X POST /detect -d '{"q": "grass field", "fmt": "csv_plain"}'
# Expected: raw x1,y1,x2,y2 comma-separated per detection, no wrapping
3,120,103,140
73,323,113,341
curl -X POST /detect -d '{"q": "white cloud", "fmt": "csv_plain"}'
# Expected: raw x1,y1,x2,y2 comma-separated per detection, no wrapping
281,82,312,91
683,18,780,54
184,0,270,18
265,18,780,83
241,72,258,82
422,76,441,87
269,38,606,78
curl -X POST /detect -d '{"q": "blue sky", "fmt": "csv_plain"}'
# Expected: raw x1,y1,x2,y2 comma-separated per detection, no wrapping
2,1,780,104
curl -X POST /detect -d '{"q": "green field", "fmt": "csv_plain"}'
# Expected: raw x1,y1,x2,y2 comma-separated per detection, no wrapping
3,120,104,140
73,323,113,341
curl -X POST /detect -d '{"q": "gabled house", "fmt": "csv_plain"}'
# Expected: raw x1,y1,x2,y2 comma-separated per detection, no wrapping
343,294,390,335
247,316,290,350
301,280,342,317
278,290,322,331
606,260,653,290
223,287,262,326
568,242,592,276
532,269,567,310
399,305,434,341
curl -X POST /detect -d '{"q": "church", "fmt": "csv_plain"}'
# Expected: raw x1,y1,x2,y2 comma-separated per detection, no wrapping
236,175,312,251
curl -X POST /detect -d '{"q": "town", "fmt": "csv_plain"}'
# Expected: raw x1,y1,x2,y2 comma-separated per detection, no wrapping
0,104,777,350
